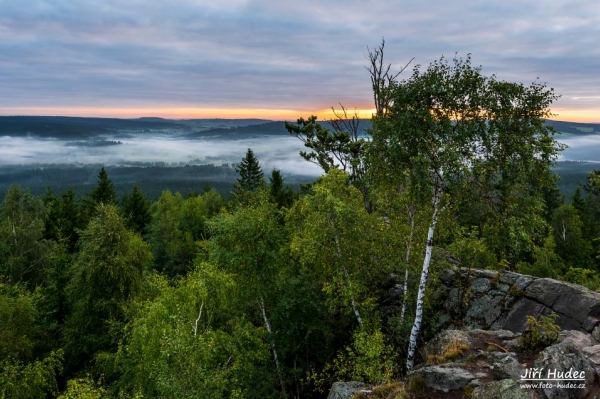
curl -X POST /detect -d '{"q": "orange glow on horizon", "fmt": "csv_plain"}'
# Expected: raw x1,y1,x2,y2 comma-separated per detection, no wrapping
0,106,379,121
548,108,600,124
0,106,596,123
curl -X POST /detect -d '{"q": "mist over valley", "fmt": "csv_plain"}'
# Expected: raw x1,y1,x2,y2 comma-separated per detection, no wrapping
1,116,599,198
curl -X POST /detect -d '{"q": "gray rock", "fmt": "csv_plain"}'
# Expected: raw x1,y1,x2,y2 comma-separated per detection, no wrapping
496,283,511,293
472,379,535,399
499,272,519,286
472,278,491,293
471,328,520,339
582,345,600,378
444,287,463,311
327,381,367,399
467,294,503,327
514,275,535,291
593,324,600,343
582,345,600,365
524,278,564,307
557,330,593,351
411,365,476,392
524,279,600,328
488,352,525,380
498,297,549,333
533,331,596,399
471,269,500,279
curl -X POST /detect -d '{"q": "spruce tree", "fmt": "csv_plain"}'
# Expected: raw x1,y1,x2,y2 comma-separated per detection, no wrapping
122,185,151,235
90,167,116,206
235,148,264,192
269,169,295,209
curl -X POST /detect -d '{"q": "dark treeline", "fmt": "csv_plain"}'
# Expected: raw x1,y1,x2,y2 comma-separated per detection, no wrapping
2,47,600,398
0,163,242,200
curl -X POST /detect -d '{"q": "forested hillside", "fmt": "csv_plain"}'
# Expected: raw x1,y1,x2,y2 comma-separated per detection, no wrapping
2,50,600,398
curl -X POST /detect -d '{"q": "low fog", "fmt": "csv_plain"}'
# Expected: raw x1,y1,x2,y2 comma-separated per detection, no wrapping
1,131,599,177
558,135,600,163
0,134,323,177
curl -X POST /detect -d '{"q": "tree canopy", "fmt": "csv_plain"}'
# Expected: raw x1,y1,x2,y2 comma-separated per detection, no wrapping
368,54,563,370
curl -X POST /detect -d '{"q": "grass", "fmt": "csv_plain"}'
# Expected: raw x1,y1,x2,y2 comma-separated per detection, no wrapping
427,336,469,365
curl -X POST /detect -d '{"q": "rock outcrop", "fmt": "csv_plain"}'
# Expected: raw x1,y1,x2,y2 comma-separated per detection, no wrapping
414,329,599,398
328,268,600,398
435,268,600,341
327,381,368,399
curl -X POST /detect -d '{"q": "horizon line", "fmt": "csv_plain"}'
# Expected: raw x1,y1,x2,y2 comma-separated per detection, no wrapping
0,107,598,124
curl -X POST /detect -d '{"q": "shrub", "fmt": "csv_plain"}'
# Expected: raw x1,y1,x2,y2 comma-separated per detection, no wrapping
519,312,560,351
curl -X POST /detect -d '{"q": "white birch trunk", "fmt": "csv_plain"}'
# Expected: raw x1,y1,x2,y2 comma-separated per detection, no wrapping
193,301,204,336
400,205,415,323
259,297,288,399
406,189,441,371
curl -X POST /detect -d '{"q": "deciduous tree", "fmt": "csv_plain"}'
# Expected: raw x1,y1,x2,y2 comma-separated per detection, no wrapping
370,54,563,370
64,204,151,372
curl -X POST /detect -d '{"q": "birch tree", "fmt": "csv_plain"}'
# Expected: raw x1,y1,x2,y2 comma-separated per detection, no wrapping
287,170,388,328
116,265,275,399
370,55,563,370
207,192,289,397
65,204,152,372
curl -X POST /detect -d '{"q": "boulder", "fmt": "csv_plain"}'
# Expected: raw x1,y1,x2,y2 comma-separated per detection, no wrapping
327,381,367,399
582,345,600,377
488,352,525,381
533,331,596,399
410,365,476,392
472,379,535,399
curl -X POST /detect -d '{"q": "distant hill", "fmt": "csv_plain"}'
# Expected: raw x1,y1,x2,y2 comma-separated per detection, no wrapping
1,116,597,140
181,120,373,139
546,120,600,135
0,116,275,139
0,116,189,139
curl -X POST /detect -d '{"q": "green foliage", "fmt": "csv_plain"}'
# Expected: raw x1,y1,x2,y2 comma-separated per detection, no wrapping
312,327,395,391
0,282,37,360
268,271,337,394
519,312,561,351
207,191,286,297
269,169,295,209
0,185,51,285
551,204,593,268
121,185,151,236
448,227,498,270
116,263,276,399
562,267,600,291
37,241,72,352
288,169,387,323
285,114,366,185
148,190,212,276
233,148,264,202
58,377,108,399
89,168,116,206
44,188,82,252
64,204,152,372
518,234,564,278
371,54,563,267
0,350,63,399
336,327,395,384
200,187,226,218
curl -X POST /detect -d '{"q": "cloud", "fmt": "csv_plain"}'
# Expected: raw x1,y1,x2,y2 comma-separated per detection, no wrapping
0,0,598,119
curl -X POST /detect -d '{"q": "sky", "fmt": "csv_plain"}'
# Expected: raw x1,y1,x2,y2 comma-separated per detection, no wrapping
0,0,599,122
